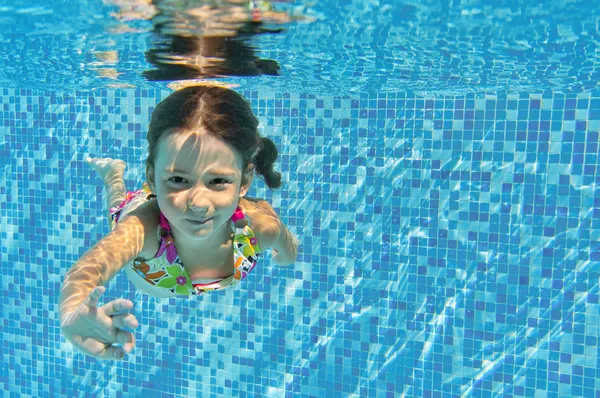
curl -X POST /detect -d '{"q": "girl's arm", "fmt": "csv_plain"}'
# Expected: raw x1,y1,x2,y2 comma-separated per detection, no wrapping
59,209,155,320
240,198,299,266
270,221,300,266
59,203,158,360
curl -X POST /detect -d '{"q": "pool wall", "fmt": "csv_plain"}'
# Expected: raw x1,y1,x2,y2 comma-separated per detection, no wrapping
1,87,599,397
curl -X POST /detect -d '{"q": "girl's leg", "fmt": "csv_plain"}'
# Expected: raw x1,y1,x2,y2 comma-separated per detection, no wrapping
86,157,127,225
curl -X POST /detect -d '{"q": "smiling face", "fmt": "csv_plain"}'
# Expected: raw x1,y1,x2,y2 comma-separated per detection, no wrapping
147,129,252,240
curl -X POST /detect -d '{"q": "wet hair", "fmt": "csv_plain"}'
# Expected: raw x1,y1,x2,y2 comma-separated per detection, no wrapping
146,85,281,189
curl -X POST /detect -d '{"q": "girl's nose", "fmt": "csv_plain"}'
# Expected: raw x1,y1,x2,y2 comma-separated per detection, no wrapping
189,203,208,213
187,188,211,212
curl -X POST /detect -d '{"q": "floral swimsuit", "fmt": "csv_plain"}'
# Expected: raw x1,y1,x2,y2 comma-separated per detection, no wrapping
111,185,262,297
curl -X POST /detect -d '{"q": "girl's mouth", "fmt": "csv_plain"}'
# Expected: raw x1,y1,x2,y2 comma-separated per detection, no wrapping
186,217,213,225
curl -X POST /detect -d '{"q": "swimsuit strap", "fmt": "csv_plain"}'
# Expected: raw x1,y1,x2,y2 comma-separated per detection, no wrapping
231,207,245,223
159,211,171,232
155,211,177,262
231,206,252,229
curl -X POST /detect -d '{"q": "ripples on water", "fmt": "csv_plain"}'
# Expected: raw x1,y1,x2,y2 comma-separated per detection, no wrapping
0,0,598,94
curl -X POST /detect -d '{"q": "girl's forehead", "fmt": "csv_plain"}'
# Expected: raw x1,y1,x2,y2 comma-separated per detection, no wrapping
155,130,243,171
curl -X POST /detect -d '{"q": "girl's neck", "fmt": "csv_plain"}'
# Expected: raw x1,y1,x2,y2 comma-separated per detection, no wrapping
170,219,233,255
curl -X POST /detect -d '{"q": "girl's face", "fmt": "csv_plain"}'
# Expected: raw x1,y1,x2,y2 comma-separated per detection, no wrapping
148,130,251,240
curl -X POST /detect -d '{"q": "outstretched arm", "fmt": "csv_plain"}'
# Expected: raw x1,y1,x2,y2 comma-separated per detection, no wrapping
59,211,154,360
59,215,147,319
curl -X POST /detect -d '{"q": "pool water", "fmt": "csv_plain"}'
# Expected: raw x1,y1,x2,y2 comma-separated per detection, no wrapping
1,0,599,397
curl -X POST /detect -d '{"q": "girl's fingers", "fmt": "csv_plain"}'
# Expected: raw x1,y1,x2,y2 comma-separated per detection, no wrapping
83,286,106,308
111,313,139,330
102,298,134,316
116,329,136,353
102,345,128,361
72,335,127,360
73,334,135,360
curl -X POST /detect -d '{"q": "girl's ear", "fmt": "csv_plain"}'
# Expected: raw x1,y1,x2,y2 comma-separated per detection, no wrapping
146,165,156,192
239,166,254,198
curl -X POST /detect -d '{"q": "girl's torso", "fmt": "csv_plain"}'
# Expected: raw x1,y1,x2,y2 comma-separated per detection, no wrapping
113,189,269,298
137,200,237,280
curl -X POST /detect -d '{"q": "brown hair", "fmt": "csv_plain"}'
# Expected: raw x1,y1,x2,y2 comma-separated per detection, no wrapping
146,85,281,189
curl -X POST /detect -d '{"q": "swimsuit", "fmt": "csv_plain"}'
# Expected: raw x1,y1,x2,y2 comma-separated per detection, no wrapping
249,0,273,22
111,184,262,297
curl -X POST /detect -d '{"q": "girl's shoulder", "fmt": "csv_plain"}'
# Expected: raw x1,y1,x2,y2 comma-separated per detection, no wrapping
119,197,160,224
118,198,161,260
239,197,282,250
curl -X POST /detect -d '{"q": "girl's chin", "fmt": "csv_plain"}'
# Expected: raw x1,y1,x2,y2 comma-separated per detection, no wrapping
179,216,227,237
183,219,214,234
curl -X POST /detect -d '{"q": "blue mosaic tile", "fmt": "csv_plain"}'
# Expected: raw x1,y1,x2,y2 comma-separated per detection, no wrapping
1,86,600,397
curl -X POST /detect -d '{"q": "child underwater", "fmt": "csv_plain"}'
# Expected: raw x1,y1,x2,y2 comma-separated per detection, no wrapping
59,85,299,360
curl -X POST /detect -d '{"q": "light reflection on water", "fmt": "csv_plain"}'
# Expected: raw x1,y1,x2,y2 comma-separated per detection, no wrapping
0,0,598,94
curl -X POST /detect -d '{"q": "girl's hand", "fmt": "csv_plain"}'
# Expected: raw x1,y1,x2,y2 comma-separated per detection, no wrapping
60,286,139,361
271,249,287,266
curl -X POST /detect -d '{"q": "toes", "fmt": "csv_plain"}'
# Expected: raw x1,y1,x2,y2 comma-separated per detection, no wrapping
87,157,126,179
87,157,113,169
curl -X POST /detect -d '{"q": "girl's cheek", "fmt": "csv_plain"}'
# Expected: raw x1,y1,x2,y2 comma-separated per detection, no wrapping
216,190,239,206
174,194,189,209
163,191,185,208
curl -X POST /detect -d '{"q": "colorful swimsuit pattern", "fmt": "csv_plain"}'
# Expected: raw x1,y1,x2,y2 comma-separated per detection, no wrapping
111,185,262,296
249,0,273,22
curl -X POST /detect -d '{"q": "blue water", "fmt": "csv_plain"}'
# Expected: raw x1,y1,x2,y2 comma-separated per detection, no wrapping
1,0,599,397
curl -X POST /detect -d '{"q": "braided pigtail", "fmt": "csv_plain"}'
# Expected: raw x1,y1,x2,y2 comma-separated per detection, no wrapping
253,137,281,189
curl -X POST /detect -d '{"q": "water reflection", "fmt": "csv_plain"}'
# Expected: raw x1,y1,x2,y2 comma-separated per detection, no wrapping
105,0,312,81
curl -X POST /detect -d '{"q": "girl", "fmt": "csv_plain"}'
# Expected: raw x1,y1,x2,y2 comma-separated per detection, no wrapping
59,85,299,361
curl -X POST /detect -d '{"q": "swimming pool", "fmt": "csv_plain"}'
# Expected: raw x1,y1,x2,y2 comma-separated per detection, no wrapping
1,0,599,396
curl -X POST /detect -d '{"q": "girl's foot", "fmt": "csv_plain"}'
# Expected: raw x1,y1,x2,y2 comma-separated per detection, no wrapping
86,157,126,183
87,157,128,218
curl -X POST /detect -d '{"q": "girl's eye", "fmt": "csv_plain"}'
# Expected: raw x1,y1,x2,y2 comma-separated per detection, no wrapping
212,178,231,186
168,176,188,185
